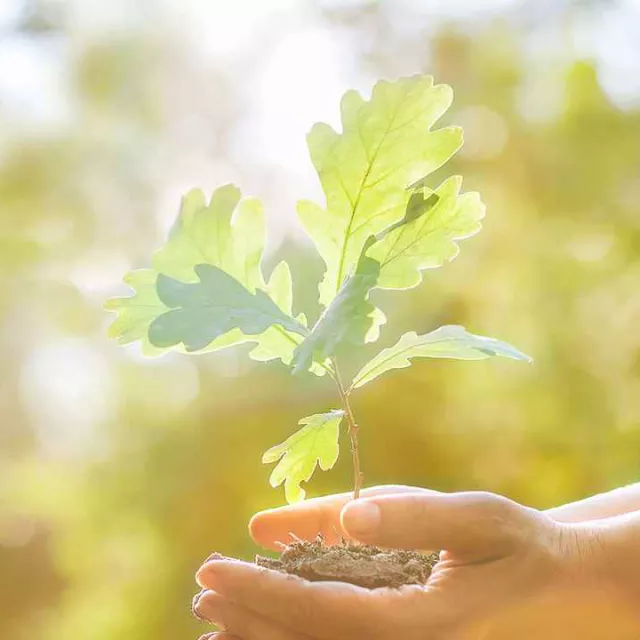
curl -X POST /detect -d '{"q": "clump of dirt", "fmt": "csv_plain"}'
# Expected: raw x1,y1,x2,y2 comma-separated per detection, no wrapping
255,537,438,589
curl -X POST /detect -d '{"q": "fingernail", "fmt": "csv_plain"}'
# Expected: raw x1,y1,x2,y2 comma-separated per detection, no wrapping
191,590,208,622
196,556,226,588
342,500,381,535
194,594,226,629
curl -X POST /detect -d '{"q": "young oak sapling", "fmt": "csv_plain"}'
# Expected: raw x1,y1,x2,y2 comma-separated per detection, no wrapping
106,74,531,587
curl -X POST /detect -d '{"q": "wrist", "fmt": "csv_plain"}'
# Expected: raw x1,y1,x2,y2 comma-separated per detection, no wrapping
569,514,640,618
550,519,640,632
596,512,640,598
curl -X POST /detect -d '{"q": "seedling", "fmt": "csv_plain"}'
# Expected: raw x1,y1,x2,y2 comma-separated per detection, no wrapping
106,75,531,506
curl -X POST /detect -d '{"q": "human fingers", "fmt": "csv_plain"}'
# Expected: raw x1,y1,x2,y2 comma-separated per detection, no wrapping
250,485,439,550
196,557,413,639
195,590,311,640
341,491,555,561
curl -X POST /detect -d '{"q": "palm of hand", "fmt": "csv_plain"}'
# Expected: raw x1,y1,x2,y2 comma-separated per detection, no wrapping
195,487,638,640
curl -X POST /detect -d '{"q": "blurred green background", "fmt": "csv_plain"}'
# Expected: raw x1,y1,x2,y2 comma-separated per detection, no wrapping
1,0,639,638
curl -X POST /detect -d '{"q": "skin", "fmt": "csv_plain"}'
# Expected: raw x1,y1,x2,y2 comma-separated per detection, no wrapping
194,484,640,640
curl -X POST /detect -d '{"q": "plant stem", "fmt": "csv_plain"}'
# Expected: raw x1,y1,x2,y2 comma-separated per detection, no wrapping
333,362,363,500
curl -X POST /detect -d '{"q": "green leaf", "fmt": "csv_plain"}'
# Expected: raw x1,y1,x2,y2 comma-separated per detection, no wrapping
104,269,167,356
106,185,314,369
149,264,307,352
366,184,443,243
247,260,303,359
262,410,344,503
298,75,462,307
351,325,532,389
290,182,448,372
367,176,485,290
210,260,330,375
153,185,263,289
291,253,381,374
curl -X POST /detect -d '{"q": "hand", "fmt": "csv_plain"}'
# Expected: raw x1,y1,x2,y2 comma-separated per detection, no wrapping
194,487,640,640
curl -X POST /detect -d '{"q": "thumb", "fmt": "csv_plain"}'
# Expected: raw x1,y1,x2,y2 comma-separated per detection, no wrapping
341,491,550,560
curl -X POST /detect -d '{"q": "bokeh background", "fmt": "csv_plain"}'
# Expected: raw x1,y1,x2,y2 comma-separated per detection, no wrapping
1,0,639,637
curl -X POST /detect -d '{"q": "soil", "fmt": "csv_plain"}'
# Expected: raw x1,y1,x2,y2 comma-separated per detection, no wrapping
255,537,438,589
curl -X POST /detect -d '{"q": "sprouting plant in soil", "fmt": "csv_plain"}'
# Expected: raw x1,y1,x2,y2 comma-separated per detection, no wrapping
106,75,531,588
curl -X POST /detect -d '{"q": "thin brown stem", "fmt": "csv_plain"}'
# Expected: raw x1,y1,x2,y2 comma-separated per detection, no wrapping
333,361,363,500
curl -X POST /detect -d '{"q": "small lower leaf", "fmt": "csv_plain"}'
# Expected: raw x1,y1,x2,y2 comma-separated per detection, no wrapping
262,410,344,503
351,325,532,389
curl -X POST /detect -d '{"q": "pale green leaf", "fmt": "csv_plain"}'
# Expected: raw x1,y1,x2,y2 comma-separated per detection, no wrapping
153,185,264,290
351,325,532,389
262,410,344,503
106,185,310,368
367,176,485,290
298,75,462,306
247,260,297,361
247,261,328,375
104,269,167,357
290,179,442,371
264,259,293,314
292,254,380,374
149,264,307,352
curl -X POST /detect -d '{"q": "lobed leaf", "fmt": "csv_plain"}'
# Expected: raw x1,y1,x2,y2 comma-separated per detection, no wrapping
298,75,462,307
104,269,167,356
247,261,326,373
153,186,264,289
351,325,532,389
289,187,450,372
291,253,380,374
289,179,469,372
367,176,485,290
262,410,345,503
149,264,307,352
106,185,317,370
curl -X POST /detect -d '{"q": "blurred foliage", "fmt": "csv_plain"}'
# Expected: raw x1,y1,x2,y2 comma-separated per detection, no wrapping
1,1,639,639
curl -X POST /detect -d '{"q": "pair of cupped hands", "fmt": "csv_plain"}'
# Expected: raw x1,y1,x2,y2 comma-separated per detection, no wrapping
193,485,640,640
